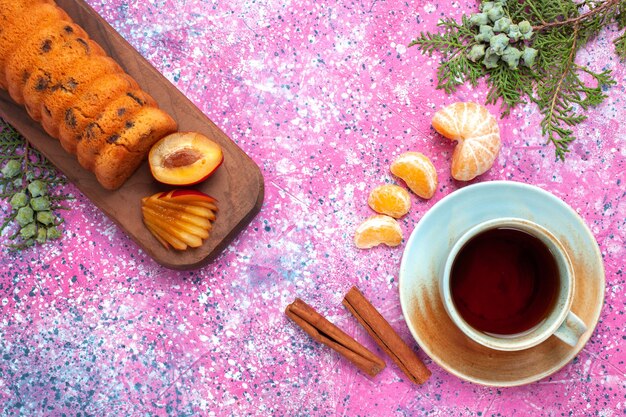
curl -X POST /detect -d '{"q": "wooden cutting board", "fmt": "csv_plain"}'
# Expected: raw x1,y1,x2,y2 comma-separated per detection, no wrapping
0,0,264,270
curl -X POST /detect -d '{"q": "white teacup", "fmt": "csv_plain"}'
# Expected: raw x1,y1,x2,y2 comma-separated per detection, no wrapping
441,218,587,351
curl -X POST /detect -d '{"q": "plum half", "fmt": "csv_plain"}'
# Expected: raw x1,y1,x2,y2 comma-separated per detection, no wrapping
149,132,223,185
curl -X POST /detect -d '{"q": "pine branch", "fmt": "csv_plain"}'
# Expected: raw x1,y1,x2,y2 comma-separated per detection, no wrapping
485,64,537,116
616,33,626,57
536,24,581,159
409,16,485,93
616,1,626,57
0,118,71,249
408,0,625,159
532,0,620,31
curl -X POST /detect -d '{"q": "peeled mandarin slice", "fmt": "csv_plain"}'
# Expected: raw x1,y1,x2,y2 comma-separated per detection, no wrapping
390,152,438,199
367,184,411,218
354,215,403,249
431,102,501,181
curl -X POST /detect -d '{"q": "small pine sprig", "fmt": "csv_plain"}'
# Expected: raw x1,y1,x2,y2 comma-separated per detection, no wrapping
409,16,486,93
534,29,616,158
0,118,72,250
409,0,625,160
614,0,626,57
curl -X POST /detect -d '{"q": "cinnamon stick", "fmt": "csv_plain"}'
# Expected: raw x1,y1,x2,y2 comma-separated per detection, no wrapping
285,298,385,377
343,286,431,384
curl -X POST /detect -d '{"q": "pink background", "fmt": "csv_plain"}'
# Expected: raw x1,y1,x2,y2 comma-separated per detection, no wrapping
1,0,625,415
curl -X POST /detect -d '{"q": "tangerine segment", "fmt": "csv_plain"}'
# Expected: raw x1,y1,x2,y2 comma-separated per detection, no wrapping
431,102,501,181
390,152,438,199
368,184,411,218
354,215,403,249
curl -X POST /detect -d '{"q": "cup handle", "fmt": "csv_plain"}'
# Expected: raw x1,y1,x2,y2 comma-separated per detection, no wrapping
553,311,587,346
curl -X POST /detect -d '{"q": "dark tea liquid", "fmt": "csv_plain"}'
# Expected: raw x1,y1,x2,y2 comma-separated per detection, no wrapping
450,227,559,335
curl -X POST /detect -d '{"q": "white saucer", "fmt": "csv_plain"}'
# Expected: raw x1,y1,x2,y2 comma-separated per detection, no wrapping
398,181,605,387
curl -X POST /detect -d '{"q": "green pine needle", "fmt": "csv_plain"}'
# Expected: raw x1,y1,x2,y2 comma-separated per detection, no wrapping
615,33,626,57
409,16,486,94
409,0,625,160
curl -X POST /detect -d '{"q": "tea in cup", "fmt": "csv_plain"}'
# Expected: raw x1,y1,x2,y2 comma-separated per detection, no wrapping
441,218,587,351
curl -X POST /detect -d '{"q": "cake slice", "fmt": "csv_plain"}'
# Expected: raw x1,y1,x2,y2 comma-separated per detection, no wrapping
4,21,91,104
24,54,122,126
93,107,177,190
55,72,140,153
0,1,69,89
77,90,157,171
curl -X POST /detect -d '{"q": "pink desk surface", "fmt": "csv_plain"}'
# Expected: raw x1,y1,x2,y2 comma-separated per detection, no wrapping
1,0,624,415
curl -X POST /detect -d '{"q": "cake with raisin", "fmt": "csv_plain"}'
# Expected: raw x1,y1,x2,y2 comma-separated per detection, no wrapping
0,0,178,189
0,2,69,89
77,90,157,171
47,72,138,151
28,54,122,130
4,21,89,104
94,107,177,190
